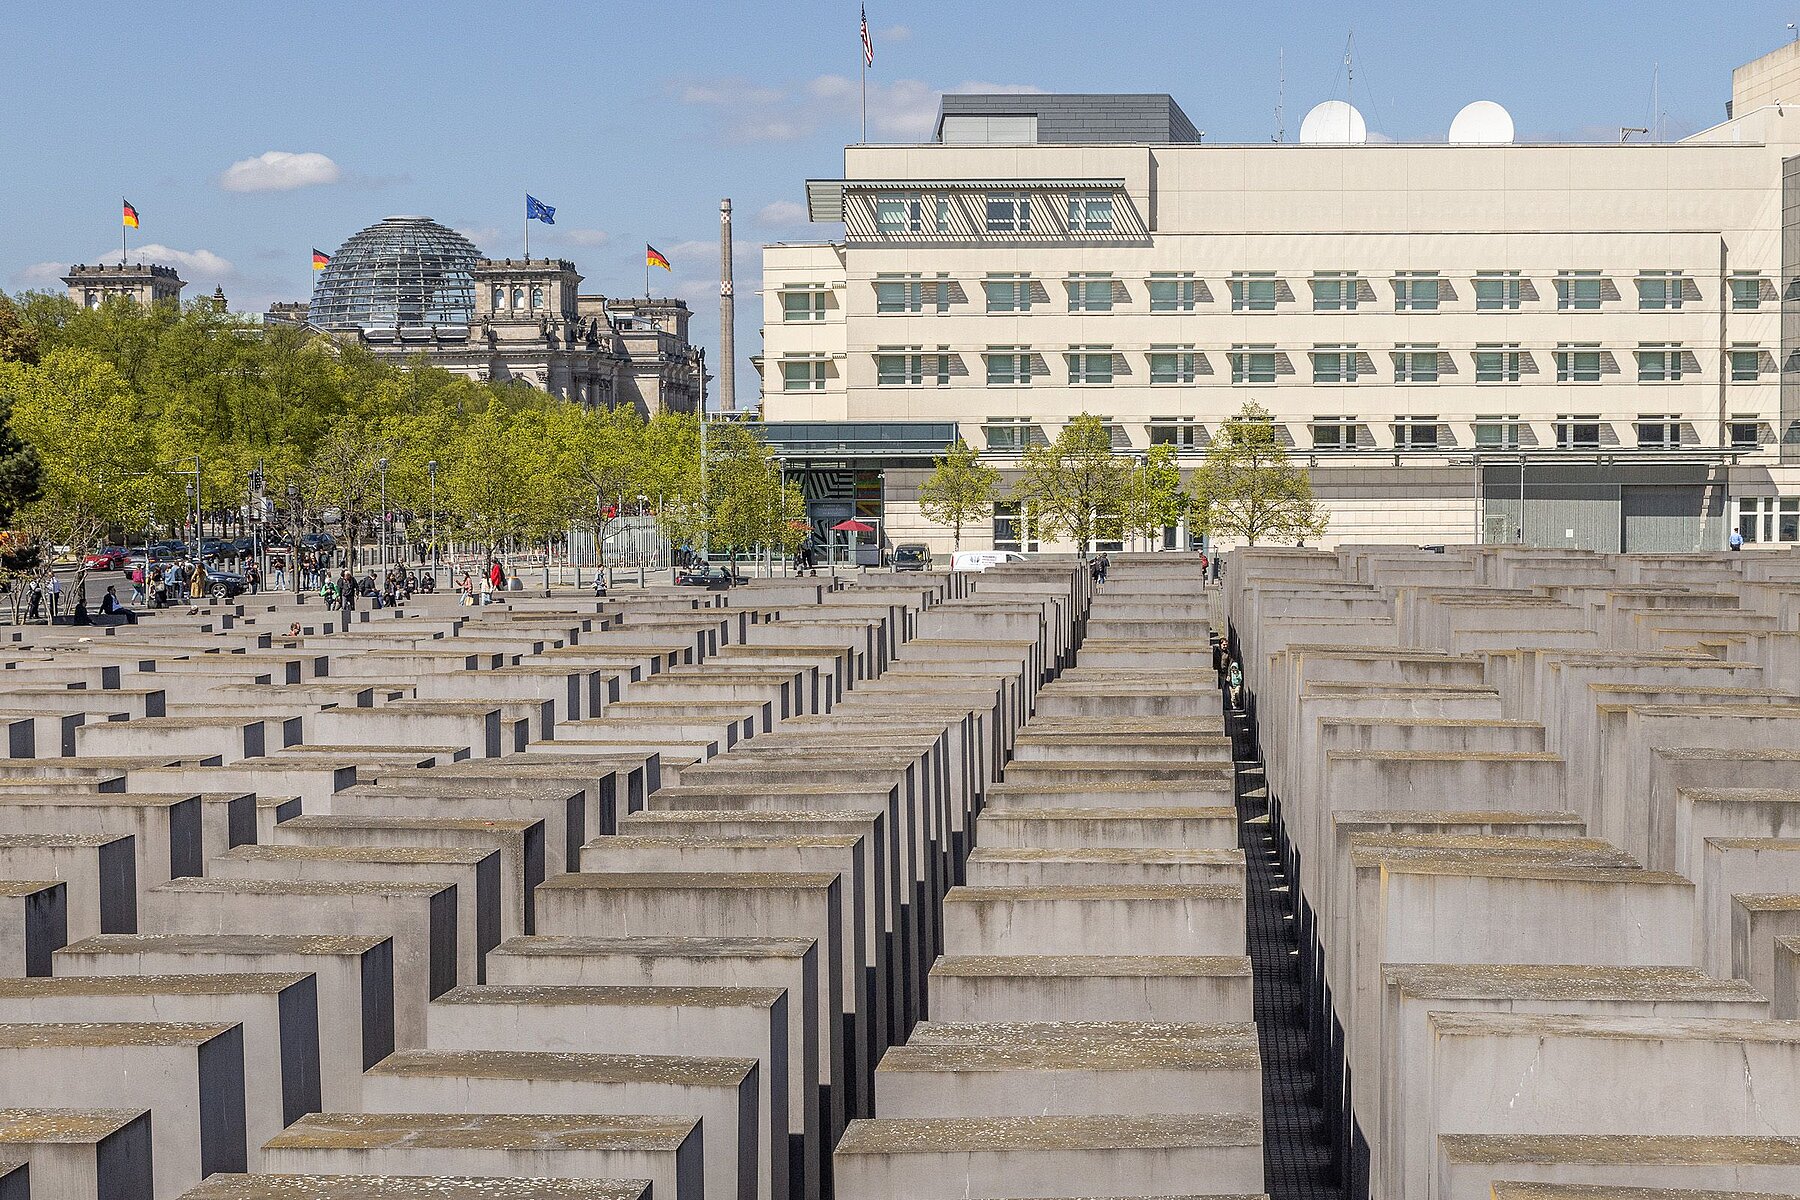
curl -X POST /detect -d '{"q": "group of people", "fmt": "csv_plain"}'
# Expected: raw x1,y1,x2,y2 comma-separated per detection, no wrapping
127,559,230,609
454,559,511,606
321,566,434,614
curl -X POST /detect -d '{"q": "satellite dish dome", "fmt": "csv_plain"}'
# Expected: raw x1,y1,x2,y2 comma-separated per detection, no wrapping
1299,100,1368,144
1448,100,1515,144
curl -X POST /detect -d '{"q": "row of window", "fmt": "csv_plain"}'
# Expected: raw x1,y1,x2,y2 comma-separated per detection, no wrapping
977,415,1771,454
869,193,1119,237
780,269,1779,320
491,285,548,312
780,343,1776,390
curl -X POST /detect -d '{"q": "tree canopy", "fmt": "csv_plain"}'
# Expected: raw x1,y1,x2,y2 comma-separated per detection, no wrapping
1189,401,1328,547
1011,412,1131,552
918,439,1000,548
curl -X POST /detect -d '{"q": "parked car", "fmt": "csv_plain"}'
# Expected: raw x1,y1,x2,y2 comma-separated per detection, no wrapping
675,563,741,589
891,543,933,571
149,540,189,558
201,569,249,602
83,546,129,569
950,550,1028,573
298,533,337,553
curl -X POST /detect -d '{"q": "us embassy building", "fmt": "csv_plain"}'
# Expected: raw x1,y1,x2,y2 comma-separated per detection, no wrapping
756,38,1800,553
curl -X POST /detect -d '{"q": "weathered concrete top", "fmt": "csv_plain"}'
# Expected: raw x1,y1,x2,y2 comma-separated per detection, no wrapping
1335,810,1585,828
1660,747,1800,764
1376,859,1685,887
1679,788,1800,806
1730,893,1800,913
221,844,490,867
1440,1133,1800,1165
179,1175,652,1199
493,935,814,959
968,848,1244,865
980,807,1238,822
538,871,836,892
0,1107,144,1142
1430,1013,1800,1043
152,877,449,898
0,973,311,998
946,884,1242,902
0,879,58,898
0,832,129,849
878,1030,1257,1072
0,1022,235,1048
433,984,784,1008
1707,839,1800,851
61,933,388,956
370,1048,755,1087
1381,963,1764,1002
931,955,1250,978
908,1020,1257,1045
833,1112,1262,1153
266,1111,696,1152
599,834,860,852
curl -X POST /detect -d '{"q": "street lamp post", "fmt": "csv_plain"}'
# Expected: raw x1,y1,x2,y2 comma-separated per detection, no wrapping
377,457,390,569
428,460,438,587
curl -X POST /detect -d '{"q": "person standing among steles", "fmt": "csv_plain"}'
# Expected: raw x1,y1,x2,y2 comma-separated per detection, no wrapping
338,569,356,618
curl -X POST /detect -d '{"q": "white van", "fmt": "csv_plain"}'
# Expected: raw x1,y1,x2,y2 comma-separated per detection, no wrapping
951,550,1028,572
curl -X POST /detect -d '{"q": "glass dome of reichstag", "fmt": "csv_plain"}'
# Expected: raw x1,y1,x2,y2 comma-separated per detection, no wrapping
308,216,479,333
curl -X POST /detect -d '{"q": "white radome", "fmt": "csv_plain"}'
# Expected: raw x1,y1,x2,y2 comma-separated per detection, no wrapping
1299,100,1368,145
1448,100,1516,144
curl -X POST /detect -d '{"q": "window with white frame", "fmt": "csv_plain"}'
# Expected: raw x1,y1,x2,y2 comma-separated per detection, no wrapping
1230,272,1279,312
1311,344,1363,384
1729,415,1763,448
1556,415,1604,448
1148,418,1203,448
1731,345,1765,383
1730,273,1766,312
983,274,1035,313
984,418,1033,453
1474,415,1523,449
1310,416,1359,451
875,274,950,314
985,347,1034,386
1393,416,1441,450
1311,271,1362,311
1475,343,1525,383
1066,347,1114,385
781,358,826,391
1555,343,1603,383
782,287,827,322
1066,195,1114,233
1066,274,1115,313
1636,343,1687,383
1474,270,1525,310
1230,344,1278,384
984,194,1031,234
874,193,945,236
1392,345,1440,384
1637,271,1687,310
1635,415,1682,448
992,499,1038,550
1149,346,1200,384
1148,272,1200,312
1738,496,1800,542
1394,272,1441,312
1556,270,1605,310
875,347,948,387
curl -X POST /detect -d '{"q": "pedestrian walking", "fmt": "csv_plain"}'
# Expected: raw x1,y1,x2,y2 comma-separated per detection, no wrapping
246,564,260,594
47,573,62,618
26,580,41,623
1730,529,1745,551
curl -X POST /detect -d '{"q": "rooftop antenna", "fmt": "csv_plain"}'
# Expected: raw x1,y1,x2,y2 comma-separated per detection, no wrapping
1653,62,1661,141
1619,125,1649,142
1275,49,1286,142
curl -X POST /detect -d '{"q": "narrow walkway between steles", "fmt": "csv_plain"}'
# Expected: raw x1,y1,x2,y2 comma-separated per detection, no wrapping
1228,688,1339,1200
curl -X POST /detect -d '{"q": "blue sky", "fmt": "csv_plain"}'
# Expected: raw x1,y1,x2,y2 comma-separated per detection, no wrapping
3,1,1797,402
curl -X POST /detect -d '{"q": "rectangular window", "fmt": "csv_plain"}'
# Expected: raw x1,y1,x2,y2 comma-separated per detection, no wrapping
1635,416,1681,449
1730,417,1762,448
1556,416,1603,449
1393,418,1440,450
985,347,1033,386
1556,270,1604,310
993,500,1038,550
1556,344,1603,383
1148,419,1202,448
1149,347,1198,384
1310,417,1358,451
1737,497,1800,542
1474,271,1524,311
1311,345,1362,384
1230,272,1278,312
1066,195,1114,233
1066,348,1114,386
1392,346,1440,384
875,348,947,387
872,193,948,236
1731,273,1765,311
1230,344,1277,384
1637,272,1685,310
985,194,1031,234
1149,273,1199,312
983,274,1034,313
1475,343,1524,383
781,289,826,322
1731,345,1764,383
1311,272,1361,311
781,359,825,391
1636,344,1686,383
875,274,950,314
1066,275,1115,313
1394,273,1441,312
1474,415,1522,449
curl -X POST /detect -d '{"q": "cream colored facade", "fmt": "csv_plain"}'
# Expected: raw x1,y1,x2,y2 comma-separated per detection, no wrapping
760,40,1800,553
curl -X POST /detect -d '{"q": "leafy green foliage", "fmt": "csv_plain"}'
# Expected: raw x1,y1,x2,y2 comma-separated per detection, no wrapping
1011,413,1130,551
1189,401,1328,547
1119,443,1187,543
917,439,999,548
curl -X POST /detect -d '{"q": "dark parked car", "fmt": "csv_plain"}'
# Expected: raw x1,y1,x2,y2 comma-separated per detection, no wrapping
675,564,740,589
891,543,932,571
298,533,337,553
149,540,189,558
201,569,249,602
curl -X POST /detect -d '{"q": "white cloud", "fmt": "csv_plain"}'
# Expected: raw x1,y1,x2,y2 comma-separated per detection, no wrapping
219,150,343,193
675,73,1043,144
756,200,808,227
878,23,911,41
12,261,70,290
88,244,235,278
561,228,611,247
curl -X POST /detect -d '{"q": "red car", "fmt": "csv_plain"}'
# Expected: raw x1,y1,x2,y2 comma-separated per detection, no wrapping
83,547,129,569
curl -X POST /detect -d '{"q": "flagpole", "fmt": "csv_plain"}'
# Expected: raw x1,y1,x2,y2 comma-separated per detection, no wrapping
121,198,127,266
860,42,867,143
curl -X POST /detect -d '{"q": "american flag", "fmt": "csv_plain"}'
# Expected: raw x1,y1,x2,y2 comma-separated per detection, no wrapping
860,6,874,67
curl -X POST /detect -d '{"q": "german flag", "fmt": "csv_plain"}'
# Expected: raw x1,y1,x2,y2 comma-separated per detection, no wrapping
311,249,331,270
646,244,671,271
121,199,140,229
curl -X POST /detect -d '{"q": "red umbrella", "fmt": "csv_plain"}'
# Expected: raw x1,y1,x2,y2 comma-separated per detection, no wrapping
831,519,875,533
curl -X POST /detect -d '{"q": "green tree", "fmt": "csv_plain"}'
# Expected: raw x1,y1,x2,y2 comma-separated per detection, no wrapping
917,438,999,548
1011,412,1129,553
0,297,39,366
441,403,551,559
1189,401,1328,547
0,390,43,527
660,421,803,562
1119,443,1186,548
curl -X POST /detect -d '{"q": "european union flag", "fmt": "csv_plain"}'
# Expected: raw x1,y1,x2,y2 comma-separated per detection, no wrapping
526,194,555,224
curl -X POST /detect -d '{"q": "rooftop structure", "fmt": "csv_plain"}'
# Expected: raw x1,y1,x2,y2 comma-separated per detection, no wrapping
62,262,185,309
308,216,479,335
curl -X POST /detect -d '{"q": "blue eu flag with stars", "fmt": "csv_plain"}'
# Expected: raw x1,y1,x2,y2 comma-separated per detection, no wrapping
526,195,555,224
